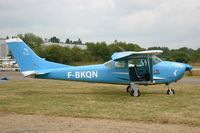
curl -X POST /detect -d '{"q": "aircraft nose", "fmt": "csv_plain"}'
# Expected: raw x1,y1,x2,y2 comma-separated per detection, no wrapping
185,64,193,71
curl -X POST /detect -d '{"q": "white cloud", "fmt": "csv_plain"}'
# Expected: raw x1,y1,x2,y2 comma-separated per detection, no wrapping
0,0,200,49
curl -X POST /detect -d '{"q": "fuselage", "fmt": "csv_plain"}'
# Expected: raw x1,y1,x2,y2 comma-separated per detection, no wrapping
36,60,192,85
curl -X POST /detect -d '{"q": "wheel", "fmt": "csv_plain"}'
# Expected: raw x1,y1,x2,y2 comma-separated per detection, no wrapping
167,89,175,95
126,85,130,92
130,89,141,97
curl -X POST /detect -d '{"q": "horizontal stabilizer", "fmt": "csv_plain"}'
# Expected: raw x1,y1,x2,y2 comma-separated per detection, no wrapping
22,70,51,77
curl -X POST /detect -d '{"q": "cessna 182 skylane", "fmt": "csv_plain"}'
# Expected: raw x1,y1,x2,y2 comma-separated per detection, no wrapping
5,38,192,97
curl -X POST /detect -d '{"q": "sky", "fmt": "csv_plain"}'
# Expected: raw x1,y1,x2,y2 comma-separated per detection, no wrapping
0,0,200,49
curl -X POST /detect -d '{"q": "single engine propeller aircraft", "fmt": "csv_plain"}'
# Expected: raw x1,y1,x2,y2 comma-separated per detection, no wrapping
5,38,192,97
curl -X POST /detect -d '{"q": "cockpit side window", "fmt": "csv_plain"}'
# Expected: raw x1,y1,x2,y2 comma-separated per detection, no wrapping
128,58,146,67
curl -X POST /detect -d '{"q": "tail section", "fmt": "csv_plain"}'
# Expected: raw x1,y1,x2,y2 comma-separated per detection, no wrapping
6,38,70,76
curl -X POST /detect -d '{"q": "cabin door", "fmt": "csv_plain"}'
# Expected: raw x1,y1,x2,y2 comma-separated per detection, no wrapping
128,58,151,82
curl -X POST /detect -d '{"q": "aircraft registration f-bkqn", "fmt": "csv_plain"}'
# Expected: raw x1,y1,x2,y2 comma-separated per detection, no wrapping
5,38,192,97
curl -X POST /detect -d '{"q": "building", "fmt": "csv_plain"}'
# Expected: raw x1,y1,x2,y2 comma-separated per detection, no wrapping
0,39,9,59
44,42,87,50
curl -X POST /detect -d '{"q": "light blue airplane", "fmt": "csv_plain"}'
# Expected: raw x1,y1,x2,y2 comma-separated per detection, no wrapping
5,38,192,97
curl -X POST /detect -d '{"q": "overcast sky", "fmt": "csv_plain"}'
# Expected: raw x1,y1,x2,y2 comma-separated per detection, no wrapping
0,0,200,49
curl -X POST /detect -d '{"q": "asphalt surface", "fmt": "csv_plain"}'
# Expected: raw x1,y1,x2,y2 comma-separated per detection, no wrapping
0,71,25,80
179,77,200,85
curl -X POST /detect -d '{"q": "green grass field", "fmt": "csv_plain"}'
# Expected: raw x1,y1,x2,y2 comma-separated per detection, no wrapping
0,79,200,126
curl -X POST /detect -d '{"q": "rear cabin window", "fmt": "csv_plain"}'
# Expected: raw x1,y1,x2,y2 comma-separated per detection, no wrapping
104,60,112,68
114,61,126,68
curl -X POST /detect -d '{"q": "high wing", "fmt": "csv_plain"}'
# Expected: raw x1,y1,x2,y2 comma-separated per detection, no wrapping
111,50,163,61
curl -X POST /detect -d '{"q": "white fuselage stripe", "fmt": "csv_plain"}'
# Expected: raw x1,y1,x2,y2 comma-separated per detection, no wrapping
112,72,129,75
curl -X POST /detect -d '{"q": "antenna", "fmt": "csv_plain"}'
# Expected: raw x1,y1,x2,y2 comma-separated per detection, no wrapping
118,45,125,52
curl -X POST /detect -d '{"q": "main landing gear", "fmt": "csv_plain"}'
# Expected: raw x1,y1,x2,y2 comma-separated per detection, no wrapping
166,84,175,95
126,83,175,97
126,83,140,97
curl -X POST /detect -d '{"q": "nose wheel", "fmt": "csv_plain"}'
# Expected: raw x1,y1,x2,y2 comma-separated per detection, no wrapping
166,84,175,95
167,89,175,95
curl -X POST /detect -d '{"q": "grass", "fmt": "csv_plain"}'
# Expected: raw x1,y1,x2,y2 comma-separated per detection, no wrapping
191,63,200,68
0,79,200,126
185,63,200,76
185,70,200,76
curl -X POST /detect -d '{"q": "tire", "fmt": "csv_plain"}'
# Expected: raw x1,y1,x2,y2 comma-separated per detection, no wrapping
126,85,130,92
167,89,175,95
130,89,141,97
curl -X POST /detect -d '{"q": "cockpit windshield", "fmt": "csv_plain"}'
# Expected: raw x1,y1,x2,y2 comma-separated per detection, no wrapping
152,56,162,65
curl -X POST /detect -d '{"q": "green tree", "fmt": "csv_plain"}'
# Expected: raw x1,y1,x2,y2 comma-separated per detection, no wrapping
169,51,190,63
65,38,70,44
87,42,111,62
71,46,84,62
50,36,60,43
78,38,82,44
148,46,170,60
108,41,144,54
17,33,43,49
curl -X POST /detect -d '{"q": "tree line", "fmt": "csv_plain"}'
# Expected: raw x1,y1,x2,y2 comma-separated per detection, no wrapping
11,33,200,65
